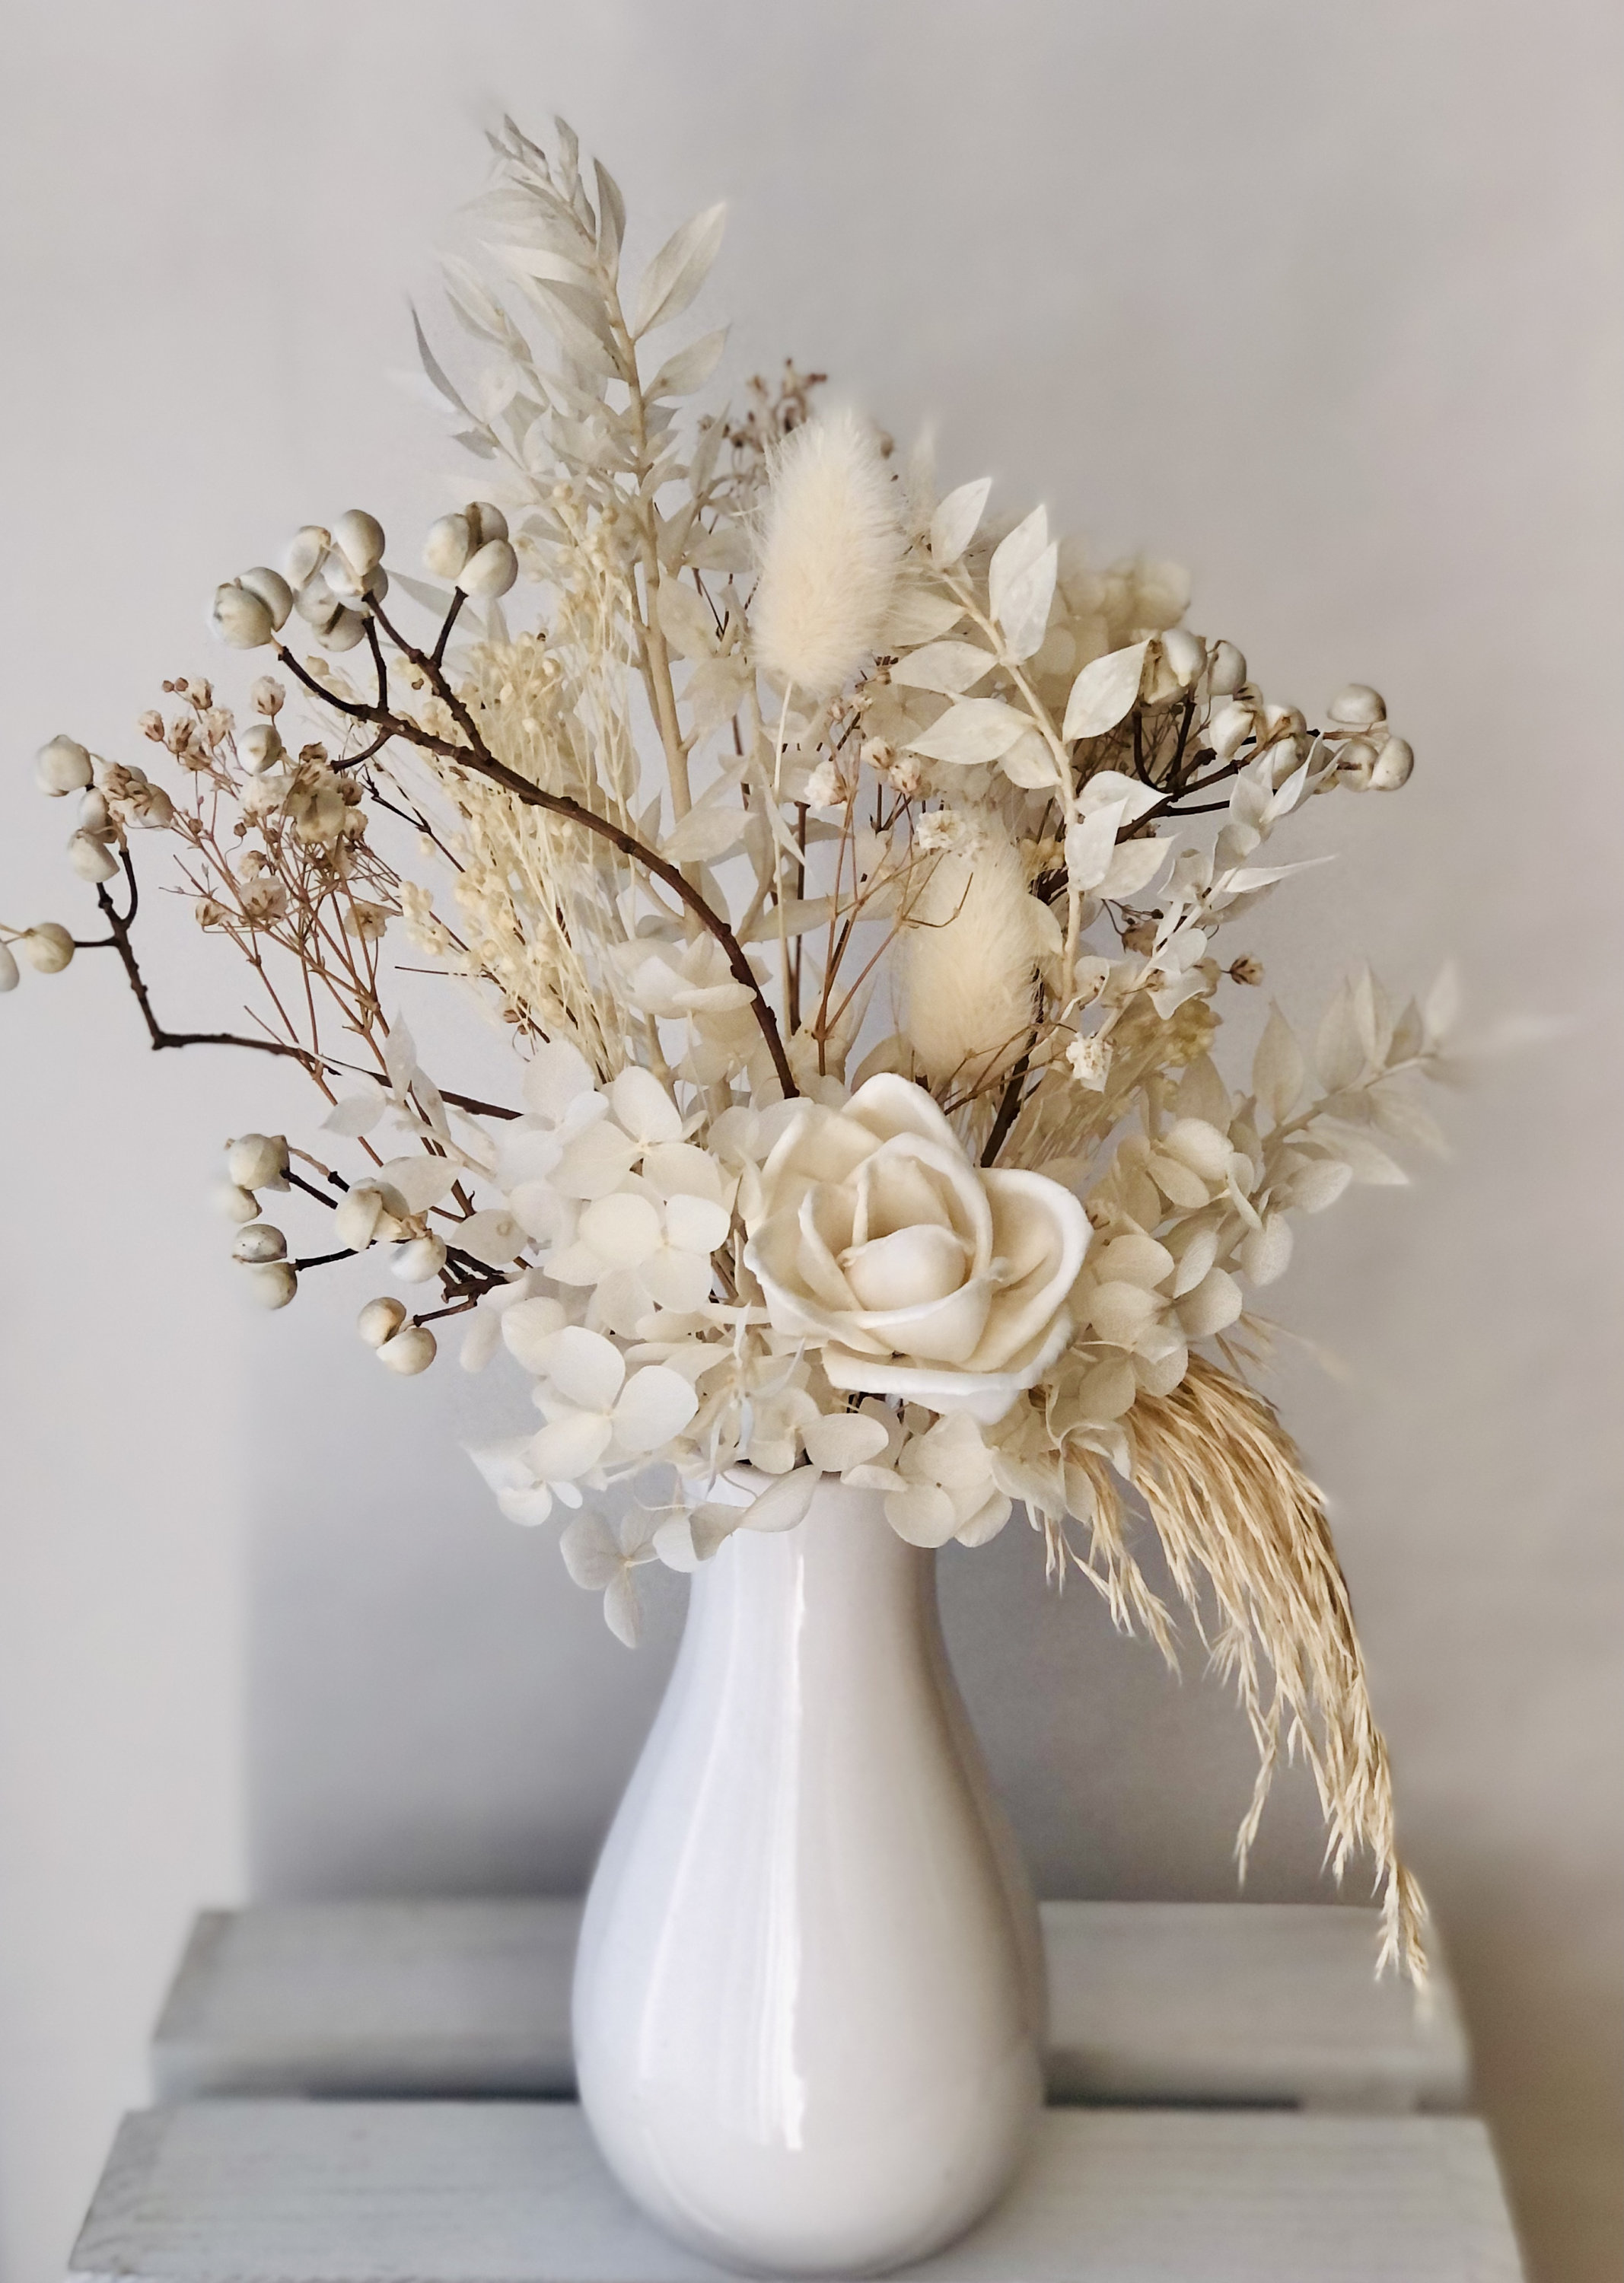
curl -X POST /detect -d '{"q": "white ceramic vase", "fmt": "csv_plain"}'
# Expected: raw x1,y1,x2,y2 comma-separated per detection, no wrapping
572,1473,1046,2278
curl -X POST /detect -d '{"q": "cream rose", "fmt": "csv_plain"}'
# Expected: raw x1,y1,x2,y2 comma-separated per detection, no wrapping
742,1075,1090,1425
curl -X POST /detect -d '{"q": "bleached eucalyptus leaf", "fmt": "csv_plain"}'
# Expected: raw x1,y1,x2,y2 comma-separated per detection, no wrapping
632,202,727,337
1062,641,1149,740
1177,1266,1243,1339
1237,1215,1294,1287
889,639,995,696
988,507,1049,627
928,477,992,568
645,328,728,400
1253,1008,1305,1126
906,696,1028,766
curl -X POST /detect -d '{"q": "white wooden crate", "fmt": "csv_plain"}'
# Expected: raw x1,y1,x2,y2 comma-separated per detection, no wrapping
150,1899,1470,2113
69,2100,1522,2283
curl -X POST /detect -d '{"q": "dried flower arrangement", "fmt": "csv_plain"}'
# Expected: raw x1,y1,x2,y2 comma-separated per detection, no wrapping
2,117,1447,1976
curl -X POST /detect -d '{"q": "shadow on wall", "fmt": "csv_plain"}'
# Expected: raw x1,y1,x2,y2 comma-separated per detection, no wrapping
247,1313,1338,1906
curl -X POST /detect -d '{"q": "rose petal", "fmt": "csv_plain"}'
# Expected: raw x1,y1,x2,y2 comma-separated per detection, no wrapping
822,1345,1029,1425
842,1223,970,1313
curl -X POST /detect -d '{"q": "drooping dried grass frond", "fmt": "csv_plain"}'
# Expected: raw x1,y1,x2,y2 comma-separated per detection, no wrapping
1064,1356,1426,1980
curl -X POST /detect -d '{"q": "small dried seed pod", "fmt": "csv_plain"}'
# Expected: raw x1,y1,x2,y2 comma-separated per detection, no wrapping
0,942,20,992
1336,737,1378,789
250,676,285,717
1370,735,1414,790
211,1180,260,1224
392,1233,448,1283
226,1132,290,1190
232,1223,288,1263
332,508,385,575
18,922,75,973
377,1322,437,1375
67,830,120,884
1207,642,1247,696
237,721,285,776
244,1261,298,1310
240,567,293,629
1208,700,1256,763
284,526,332,587
457,537,518,599
317,607,368,653
211,581,276,650
78,788,113,834
336,1185,387,1250
1328,683,1386,729
1161,627,1206,689
423,512,473,581
35,735,94,797
294,575,342,629
357,1294,408,1349
467,502,508,547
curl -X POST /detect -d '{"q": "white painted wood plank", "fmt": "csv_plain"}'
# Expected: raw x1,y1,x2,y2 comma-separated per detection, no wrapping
68,2101,1524,2283
150,1899,1470,2113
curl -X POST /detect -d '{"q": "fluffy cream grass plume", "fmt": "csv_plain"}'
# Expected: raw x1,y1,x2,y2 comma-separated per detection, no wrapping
900,816,1041,1084
753,408,904,696
1062,1358,1427,1981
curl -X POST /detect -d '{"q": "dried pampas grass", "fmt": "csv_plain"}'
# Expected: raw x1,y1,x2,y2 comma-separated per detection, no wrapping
899,816,1041,1085
753,409,903,696
1062,1356,1426,1980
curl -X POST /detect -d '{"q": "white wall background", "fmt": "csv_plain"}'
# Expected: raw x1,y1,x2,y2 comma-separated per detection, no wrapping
1,5,1619,2280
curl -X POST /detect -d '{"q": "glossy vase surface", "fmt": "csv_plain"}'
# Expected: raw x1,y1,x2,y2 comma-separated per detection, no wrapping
572,1475,1046,2278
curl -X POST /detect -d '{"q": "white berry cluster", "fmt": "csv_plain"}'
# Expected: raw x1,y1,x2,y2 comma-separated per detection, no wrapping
209,501,519,655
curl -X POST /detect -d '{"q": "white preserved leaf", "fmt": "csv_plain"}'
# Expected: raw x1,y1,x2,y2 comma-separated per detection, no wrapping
632,201,727,337
1253,1008,1304,1126
1223,855,1335,893
742,1469,820,1532
1064,801,1126,893
1098,834,1171,901
1000,730,1062,789
1237,1215,1294,1287
888,639,995,695
1077,770,1163,822
1177,1266,1243,1339
1368,1087,1449,1155
1315,982,1368,1091
1062,641,1150,740
988,508,1049,627
322,1091,386,1138
454,1208,528,1265
593,158,626,275
1350,964,1394,1066
928,477,992,568
656,575,718,661
645,327,728,400
1321,1129,1409,1186
996,541,1058,662
376,1155,460,1213
1289,1156,1355,1213
1423,959,1461,1043
883,588,964,645
905,696,1028,766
